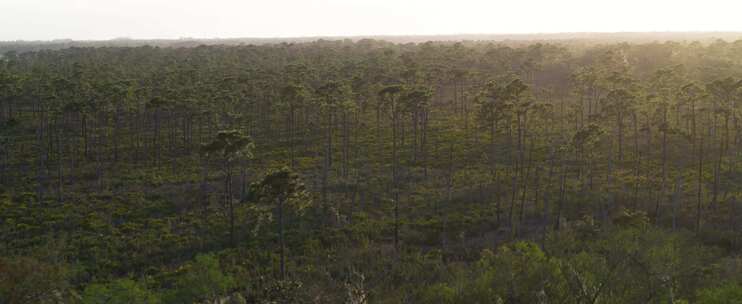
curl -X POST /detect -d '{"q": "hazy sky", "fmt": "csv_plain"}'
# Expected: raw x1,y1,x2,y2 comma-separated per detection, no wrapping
2,0,742,41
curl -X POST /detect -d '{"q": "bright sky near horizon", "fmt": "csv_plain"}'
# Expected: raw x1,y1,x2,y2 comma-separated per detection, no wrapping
2,0,742,41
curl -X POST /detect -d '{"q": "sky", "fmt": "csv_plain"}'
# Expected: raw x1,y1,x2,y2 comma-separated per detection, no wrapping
2,0,742,41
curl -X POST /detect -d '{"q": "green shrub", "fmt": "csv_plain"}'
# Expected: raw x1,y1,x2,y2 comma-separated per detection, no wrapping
166,253,234,303
82,278,159,304
697,283,742,304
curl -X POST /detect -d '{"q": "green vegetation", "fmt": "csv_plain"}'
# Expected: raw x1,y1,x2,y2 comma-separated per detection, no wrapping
2,38,742,302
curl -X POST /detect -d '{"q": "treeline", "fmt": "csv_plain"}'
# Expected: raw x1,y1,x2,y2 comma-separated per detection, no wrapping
2,38,742,302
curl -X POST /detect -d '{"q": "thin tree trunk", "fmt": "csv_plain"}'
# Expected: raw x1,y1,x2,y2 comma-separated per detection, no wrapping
672,174,682,231
278,196,285,280
541,148,557,246
56,122,63,203
36,110,46,203
631,113,641,209
394,190,399,252
697,129,704,232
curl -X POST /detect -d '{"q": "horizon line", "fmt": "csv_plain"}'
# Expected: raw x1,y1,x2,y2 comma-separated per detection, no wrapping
4,31,742,43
